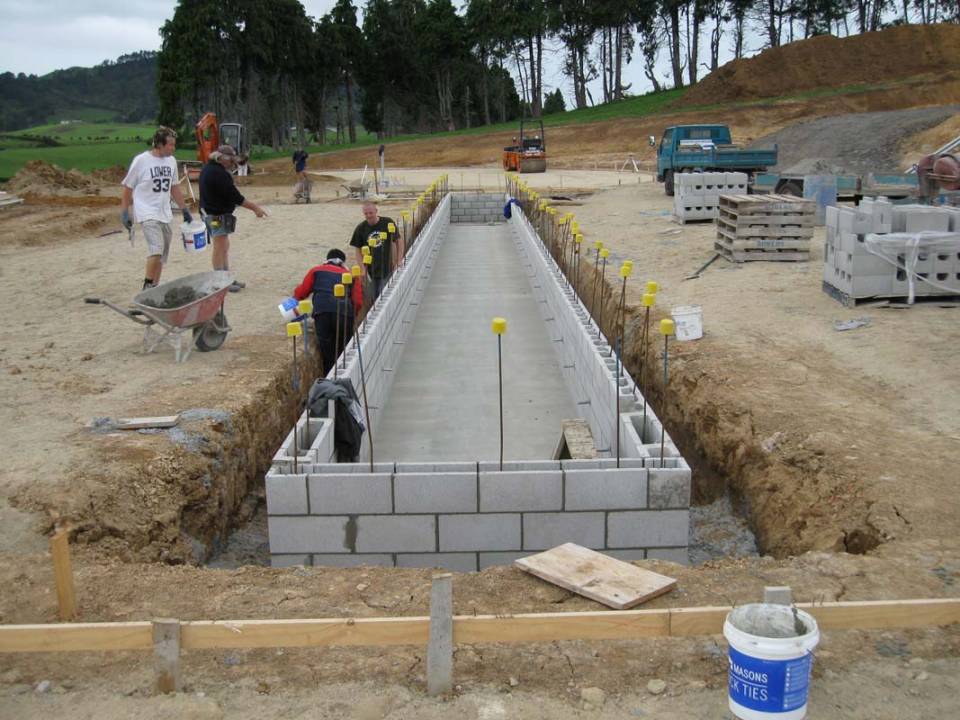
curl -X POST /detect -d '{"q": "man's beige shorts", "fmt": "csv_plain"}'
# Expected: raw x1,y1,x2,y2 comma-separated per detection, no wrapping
141,220,172,264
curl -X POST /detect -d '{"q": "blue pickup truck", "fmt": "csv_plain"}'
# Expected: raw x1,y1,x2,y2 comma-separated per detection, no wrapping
652,124,778,196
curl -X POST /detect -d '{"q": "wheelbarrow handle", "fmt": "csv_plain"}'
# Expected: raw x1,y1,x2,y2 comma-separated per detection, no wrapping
84,297,102,304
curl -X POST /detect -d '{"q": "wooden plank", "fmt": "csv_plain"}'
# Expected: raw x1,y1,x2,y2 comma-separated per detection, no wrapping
716,231,811,250
49,531,77,621
719,210,815,226
153,619,181,694
114,415,180,430
0,622,153,652
427,574,453,695
715,244,810,263
562,419,597,459
800,599,960,631
717,217,815,236
454,609,672,642
514,543,676,610
668,606,731,636
180,616,431,648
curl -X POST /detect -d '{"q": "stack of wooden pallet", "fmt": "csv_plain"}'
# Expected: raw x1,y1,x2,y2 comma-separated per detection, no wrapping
715,194,815,262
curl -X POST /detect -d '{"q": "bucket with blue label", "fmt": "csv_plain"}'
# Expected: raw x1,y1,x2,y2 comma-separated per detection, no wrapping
723,604,819,720
278,297,300,322
180,220,208,253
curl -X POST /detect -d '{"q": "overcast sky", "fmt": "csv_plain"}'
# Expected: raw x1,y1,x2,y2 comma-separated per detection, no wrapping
0,0,745,107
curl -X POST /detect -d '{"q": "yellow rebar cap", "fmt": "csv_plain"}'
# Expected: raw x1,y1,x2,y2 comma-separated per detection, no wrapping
660,318,675,336
571,220,579,233
619,263,631,279
387,222,396,233
351,265,362,277
574,233,583,244
362,245,371,255
558,215,567,225
593,240,603,250
646,280,659,294
642,293,656,307
600,248,609,259
334,284,345,298
286,321,303,337
491,317,507,335
297,299,313,315
401,211,411,220
342,272,353,285
379,231,388,240
363,255,373,265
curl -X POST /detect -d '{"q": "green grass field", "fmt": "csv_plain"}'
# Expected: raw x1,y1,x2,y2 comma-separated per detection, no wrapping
8,122,156,143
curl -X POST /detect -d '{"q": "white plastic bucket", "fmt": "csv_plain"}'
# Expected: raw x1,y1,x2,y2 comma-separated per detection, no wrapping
724,604,820,720
278,297,299,322
181,220,208,253
671,304,703,341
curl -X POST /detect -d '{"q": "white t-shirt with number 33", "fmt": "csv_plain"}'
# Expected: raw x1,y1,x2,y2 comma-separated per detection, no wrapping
122,150,179,224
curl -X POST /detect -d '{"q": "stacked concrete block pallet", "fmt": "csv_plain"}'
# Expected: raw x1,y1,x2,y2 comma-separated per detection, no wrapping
266,193,693,570
267,459,691,571
823,199,960,304
450,193,506,224
674,172,747,224
715,193,814,262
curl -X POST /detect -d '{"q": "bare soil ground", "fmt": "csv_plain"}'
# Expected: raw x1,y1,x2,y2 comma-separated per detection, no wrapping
1,73,959,715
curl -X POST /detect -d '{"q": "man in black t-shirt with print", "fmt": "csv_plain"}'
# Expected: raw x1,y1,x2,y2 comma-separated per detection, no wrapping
349,201,403,303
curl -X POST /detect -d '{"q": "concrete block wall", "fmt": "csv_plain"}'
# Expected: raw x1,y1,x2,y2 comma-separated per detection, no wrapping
674,172,747,223
268,459,690,570
267,192,693,570
823,199,960,301
450,193,506,224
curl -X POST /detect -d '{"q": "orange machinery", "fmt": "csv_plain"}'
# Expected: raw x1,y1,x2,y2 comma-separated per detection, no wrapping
502,119,547,174
183,113,249,179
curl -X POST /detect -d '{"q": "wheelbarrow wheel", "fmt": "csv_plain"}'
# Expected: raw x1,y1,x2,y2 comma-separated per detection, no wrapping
194,308,229,352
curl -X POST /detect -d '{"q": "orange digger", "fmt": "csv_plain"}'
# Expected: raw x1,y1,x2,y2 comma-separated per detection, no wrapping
502,119,547,174
182,113,250,180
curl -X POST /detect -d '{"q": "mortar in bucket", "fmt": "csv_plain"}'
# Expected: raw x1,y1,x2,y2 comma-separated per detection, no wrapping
181,220,208,253
671,304,703,341
724,604,820,720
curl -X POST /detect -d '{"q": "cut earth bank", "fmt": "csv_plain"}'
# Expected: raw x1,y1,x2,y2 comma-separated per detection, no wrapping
0,164,958,715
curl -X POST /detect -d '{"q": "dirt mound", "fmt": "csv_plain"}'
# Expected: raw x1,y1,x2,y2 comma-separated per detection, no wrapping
90,165,127,183
681,24,960,106
753,105,959,174
6,160,104,196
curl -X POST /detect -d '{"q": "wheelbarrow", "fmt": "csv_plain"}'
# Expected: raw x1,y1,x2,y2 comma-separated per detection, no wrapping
85,271,233,363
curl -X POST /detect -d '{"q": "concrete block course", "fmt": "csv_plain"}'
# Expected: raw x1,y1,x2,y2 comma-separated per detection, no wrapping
648,469,692,509
607,510,690,548
397,553,478,572
266,475,308,515
268,516,348,554
439,513,521,551
478,551,530,569
564,468,648,510
270,554,310,568
523,512,605,550
308,473,393,515
395,472,478,513
313,554,393,568
356,515,437,553
479,471,563,512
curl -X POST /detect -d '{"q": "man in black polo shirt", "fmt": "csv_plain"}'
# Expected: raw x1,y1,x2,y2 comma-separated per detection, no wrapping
349,201,402,302
198,145,267,292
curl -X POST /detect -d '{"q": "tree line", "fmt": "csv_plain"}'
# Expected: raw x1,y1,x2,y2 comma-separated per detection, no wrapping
156,0,960,148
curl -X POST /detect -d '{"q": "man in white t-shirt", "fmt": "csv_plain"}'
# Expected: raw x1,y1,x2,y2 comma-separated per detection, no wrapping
120,127,192,289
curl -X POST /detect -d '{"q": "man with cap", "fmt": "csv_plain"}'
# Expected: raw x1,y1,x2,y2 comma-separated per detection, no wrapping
350,201,402,303
291,249,363,376
198,144,267,292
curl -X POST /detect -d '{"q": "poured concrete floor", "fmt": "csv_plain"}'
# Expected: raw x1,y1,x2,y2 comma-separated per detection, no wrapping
376,222,577,461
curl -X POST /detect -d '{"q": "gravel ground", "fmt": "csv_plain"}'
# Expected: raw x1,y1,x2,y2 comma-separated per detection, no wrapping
751,105,959,175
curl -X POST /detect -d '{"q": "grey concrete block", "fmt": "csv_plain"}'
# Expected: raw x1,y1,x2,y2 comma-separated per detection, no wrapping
356,515,436,552
478,460,560,472
266,475,308,515
648,469,691,509
308,473,392,514
268,516,348,553
479,471,562,512
607,510,690,548
439,514,521,551
395,472,477,513
396,462,477,474
646,547,689,565
312,554,394,568
271,554,310,568
478,551,531,569
311,463,395,474
522,512,605,551
396,553,478,572
564,468,648,510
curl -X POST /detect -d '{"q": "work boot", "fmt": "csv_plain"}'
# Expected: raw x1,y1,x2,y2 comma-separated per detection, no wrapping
228,280,246,293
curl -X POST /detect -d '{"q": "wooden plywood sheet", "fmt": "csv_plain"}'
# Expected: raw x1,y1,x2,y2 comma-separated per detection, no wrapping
515,543,677,610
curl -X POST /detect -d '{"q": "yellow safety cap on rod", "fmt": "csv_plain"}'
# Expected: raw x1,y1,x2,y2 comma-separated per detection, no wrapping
558,216,567,225
387,222,396,233
363,255,373,265
379,231,388,240
538,201,547,210
351,265,362,277
286,321,303,337
571,221,579,233
642,293,656,307
401,211,411,220
549,207,557,215
660,318,675,336
624,259,633,269
334,284,345,298
417,197,424,205
619,264,631,279
574,233,583,244
593,240,603,250
297,299,313,315
600,248,609,259
362,245,371,256
646,280,659,294
342,272,353,285
491,317,507,335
